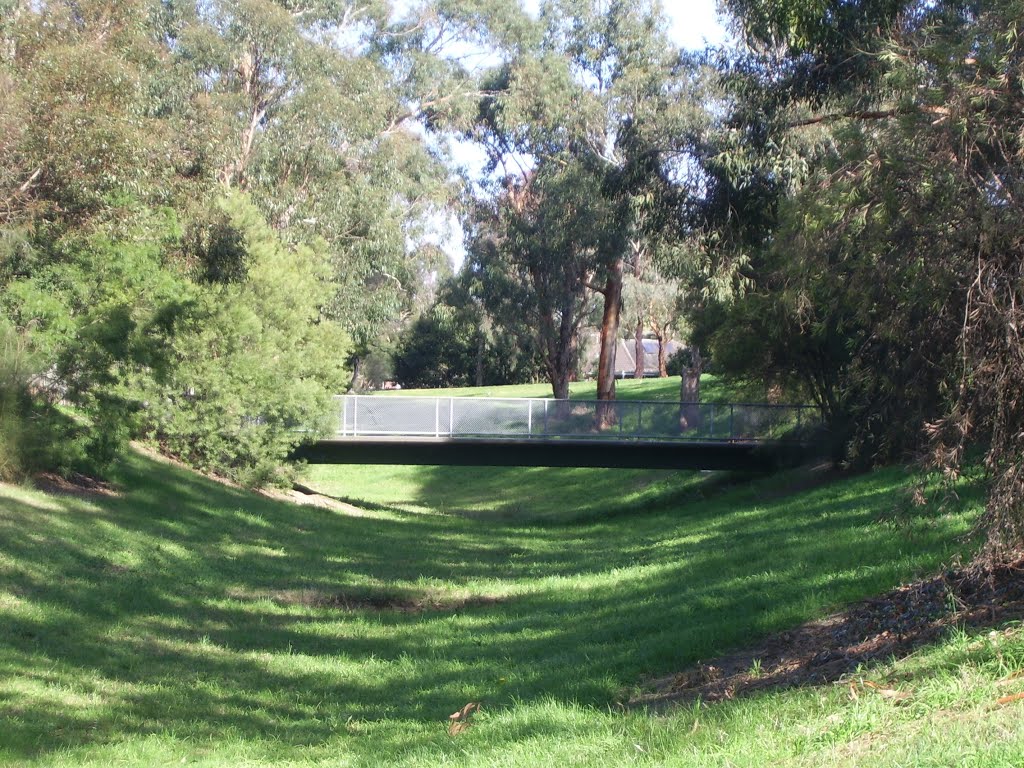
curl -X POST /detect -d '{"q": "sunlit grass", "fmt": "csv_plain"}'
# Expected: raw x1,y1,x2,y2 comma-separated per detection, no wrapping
381,374,767,403
0,451,1009,766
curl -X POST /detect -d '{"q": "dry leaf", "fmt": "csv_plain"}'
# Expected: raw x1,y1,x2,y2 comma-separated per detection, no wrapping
856,680,910,702
997,692,1024,706
448,720,471,737
449,702,480,721
448,702,481,735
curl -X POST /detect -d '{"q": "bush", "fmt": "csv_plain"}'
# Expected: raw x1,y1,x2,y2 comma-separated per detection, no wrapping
0,320,104,480
140,195,350,486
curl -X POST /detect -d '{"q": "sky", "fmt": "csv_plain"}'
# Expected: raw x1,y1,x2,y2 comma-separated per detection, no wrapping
428,0,731,265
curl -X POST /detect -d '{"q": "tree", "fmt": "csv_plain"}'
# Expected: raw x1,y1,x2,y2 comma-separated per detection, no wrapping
467,160,605,399
143,194,350,485
704,0,1024,559
468,0,702,411
623,263,683,378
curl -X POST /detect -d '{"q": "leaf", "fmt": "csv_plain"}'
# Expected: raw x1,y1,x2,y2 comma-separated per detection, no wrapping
448,720,472,737
854,680,911,703
448,701,481,721
447,702,481,737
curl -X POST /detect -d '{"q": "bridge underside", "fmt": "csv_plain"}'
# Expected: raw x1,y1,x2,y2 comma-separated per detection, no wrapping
291,437,815,472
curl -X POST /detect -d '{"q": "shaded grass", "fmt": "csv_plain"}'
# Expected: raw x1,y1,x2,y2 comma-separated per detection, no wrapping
0,453,991,766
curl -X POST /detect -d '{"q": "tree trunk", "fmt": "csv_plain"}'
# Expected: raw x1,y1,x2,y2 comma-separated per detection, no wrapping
540,308,575,404
347,356,362,393
551,369,570,401
634,319,645,381
679,345,702,432
596,257,624,428
475,331,485,388
657,334,668,377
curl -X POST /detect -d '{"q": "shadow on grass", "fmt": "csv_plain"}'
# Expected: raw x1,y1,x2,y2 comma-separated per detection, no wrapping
0,452,981,761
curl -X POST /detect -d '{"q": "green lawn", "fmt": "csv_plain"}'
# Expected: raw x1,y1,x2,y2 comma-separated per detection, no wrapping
380,374,768,403
2,452,1020,767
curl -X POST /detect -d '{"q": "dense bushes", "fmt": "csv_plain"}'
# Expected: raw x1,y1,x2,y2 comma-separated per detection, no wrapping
0,196,349,486
139,196,349,485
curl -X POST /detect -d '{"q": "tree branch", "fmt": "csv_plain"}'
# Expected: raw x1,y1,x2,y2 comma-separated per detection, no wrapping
18,167,42,193
789,104,951,128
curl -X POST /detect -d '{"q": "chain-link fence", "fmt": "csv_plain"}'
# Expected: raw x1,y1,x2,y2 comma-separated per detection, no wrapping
336,396,822,442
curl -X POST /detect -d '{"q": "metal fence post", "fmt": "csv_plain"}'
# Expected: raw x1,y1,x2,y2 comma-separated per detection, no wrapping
637,402,642,436
449,398,455,436
353,396,359,437
543,399,549,436
527,401,533,436
435,398,440,438
709,402,715,439
729,403,735,440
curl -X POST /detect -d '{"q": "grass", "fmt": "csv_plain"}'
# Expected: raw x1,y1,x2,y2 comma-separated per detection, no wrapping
380,374,768,403
2,449,1020,766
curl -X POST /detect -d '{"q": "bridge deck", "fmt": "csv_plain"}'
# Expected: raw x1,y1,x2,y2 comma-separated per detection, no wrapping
291,395,824,471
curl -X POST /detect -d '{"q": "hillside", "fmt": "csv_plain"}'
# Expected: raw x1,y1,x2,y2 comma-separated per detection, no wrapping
2,452,1021,766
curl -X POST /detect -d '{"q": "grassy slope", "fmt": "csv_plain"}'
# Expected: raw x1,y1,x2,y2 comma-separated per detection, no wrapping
1,452,1020,766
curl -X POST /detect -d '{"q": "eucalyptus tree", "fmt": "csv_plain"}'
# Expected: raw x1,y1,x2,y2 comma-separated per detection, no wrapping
165,0,471,384
469,0,703,409
466,159,608,399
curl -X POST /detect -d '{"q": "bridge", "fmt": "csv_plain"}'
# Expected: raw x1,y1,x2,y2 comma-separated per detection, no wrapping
291,395,825,471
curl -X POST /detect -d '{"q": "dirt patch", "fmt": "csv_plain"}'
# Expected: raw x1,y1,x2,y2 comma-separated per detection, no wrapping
316,591,506,613
228,586,506,614
631,557,1024,709
33,472,119,499
262,485,376,516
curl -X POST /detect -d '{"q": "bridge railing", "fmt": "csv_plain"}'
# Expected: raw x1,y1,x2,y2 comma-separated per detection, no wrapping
335,395,822,442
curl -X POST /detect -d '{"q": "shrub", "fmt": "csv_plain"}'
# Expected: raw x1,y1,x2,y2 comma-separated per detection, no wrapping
141,195,350,485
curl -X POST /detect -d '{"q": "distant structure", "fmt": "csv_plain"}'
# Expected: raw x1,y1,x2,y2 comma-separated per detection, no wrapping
580,333,682,379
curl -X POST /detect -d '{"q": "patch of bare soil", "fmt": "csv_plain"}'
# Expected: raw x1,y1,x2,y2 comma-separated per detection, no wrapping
315,591,506,613
228,586,506,614
262,485,375,516
631,557,1024,709
33,472,119,498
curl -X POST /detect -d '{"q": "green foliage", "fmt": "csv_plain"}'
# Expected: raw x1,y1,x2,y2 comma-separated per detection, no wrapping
0,319,30,480
394,271,541,389
697,0,1024,555
468,0,708,400
0,318,111,479
394,304,484,389
142,194,349,486
0,0,475,484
